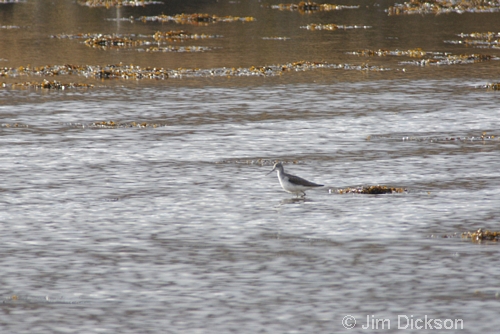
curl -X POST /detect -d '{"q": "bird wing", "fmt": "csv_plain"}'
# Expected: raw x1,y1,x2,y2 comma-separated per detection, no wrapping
287,174,323,187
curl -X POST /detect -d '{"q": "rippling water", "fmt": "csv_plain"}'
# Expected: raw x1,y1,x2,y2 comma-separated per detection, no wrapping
1,0,500,333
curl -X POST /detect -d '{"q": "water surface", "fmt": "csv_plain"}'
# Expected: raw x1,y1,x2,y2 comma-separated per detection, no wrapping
1,1,500,333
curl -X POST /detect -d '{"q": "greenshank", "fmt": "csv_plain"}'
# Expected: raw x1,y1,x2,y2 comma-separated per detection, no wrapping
267,162,323,197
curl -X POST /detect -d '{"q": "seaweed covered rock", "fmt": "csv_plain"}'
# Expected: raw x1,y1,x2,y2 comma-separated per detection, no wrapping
334,185,407,194
462,229,500,242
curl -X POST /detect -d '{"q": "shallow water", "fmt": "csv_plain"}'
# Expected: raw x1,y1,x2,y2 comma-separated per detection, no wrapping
1,1,500,333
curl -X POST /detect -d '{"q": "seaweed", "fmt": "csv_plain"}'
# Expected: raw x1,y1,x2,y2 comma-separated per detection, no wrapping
153,30,221,42
0,61,390,80
270,2,359,12
54,32,220,51
139,13,256,25
334,185,407,194
78,0,163,8
0,123,29,128
84,35,143,48
144,45,212,53
387,0,500,15
349,48,498,66
370,131,498,142
83,121,167,128
301,24,371,30
445,32,500,49
482,82,500,90
462,229,500,242
1,79,94,89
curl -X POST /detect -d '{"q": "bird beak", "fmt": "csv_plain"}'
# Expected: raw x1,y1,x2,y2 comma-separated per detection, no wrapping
266,166,276,176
